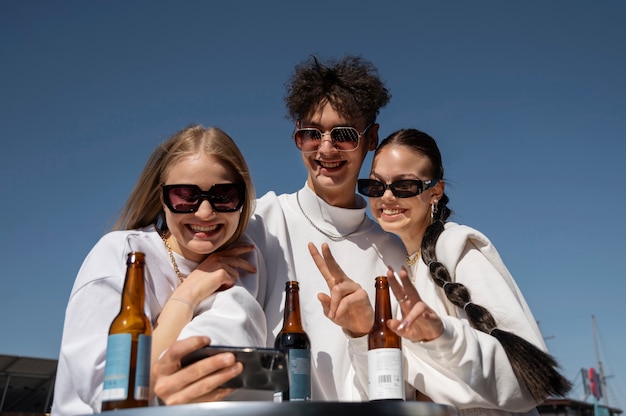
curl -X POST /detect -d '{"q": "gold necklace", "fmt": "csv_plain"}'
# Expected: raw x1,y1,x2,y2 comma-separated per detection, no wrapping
160,232,184,284
406,250,421,266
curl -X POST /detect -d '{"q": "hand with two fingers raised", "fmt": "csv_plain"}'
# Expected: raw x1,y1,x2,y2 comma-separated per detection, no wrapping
308,242,374,337
385,266,444,342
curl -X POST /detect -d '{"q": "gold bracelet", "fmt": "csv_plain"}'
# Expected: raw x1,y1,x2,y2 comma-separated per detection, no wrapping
168,297,195,313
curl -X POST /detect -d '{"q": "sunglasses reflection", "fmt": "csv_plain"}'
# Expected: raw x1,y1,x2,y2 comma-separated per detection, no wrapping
162,183,245,213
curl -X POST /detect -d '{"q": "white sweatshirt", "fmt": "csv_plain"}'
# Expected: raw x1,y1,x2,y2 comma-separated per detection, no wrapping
52,226,266,415
402,222,545,416
245,184,407,401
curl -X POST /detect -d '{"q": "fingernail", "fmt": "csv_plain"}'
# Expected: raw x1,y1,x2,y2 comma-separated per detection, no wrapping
397,320,409,331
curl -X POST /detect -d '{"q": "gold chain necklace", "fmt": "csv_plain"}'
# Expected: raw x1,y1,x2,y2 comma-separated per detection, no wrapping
160,232,184,284
407,251,421,283
406,250,421,266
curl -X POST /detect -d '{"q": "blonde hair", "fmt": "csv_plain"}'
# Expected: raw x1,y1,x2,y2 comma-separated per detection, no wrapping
113,124,255,250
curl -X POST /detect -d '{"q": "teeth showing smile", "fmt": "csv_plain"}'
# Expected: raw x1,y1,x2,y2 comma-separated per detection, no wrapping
319,161,342,169
383,208,404,215
190,224,218,233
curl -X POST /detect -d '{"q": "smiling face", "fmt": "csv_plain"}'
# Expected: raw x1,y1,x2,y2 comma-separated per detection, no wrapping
161,152,241,262
368,144,444,254
299,102,378,208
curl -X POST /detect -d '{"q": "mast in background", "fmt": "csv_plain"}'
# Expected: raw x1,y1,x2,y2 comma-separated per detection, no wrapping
592,315,610,408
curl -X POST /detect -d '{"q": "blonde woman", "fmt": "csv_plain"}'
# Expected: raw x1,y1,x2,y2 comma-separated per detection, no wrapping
53,125,266,414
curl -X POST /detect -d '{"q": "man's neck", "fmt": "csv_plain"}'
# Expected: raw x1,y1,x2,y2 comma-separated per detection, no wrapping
306,180,358,209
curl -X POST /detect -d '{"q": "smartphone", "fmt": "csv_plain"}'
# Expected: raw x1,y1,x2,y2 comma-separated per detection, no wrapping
180,346,289,391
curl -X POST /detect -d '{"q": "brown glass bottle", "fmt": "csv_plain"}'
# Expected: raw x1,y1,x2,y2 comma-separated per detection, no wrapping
101,252,152,410
367,275,404,401
274,281,311,401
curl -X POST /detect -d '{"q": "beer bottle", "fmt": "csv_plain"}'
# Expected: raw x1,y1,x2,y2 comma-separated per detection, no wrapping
367,275,404,401
101,252,152,410
274,281,311,401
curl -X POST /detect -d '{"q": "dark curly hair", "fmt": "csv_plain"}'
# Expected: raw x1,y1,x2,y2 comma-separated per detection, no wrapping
379,128,572,402
284,55,391,125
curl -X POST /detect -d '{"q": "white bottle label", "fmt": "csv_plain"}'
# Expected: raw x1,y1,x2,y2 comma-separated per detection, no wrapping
367,348,404,400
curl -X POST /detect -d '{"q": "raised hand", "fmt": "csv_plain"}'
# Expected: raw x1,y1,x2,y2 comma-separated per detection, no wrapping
152,245,257,371
385,266,444,342
152,336,242,405
308,242,373,337
179,244,257,308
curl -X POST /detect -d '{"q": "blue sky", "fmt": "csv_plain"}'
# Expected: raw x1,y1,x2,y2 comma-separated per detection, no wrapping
2,0,625,408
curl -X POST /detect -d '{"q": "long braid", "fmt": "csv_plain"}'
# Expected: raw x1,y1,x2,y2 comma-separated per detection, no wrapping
421,197,571,401
376,128,571,400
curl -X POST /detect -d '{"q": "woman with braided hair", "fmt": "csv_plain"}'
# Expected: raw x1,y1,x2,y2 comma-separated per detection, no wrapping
309,128,570,414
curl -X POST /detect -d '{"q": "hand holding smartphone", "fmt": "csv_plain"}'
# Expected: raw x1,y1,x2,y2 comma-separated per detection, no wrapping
181,346,289,391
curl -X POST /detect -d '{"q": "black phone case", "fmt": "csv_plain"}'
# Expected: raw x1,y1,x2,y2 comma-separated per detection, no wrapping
180,346,289,391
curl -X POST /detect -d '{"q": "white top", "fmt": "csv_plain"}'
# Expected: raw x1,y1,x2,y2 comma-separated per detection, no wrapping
244,184,407,401
52,226,267,415
403,222,545,416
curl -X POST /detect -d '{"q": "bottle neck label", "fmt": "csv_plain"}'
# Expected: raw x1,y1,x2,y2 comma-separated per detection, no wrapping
367,348,404,400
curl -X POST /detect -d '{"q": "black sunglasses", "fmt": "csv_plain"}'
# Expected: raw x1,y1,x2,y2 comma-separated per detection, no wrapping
162,183,245,213
357,178,439,198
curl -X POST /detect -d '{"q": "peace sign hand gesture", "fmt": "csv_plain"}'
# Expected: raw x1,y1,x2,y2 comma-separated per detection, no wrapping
385,266,444,342
308,242,374,337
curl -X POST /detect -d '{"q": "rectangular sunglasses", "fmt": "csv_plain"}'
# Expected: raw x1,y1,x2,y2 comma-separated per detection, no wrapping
357,178,438,198
162,183,245,213
292,124,371,152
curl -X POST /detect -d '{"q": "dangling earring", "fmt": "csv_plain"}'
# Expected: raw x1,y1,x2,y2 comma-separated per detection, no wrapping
431,201,438,223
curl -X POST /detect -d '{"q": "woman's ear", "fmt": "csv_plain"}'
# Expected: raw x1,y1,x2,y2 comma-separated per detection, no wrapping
431,180,445,202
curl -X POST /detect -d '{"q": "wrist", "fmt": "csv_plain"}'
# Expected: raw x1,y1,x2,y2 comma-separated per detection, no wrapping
171,280,203,308
167,297,195,314
343,328,368,338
